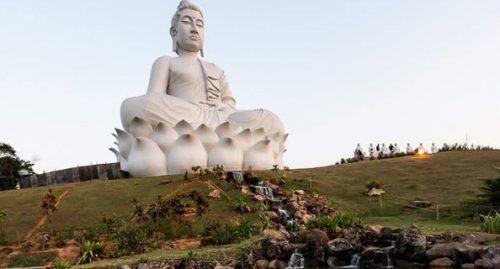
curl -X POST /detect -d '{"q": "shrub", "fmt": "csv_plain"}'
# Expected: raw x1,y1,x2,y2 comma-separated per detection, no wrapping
480,211,500,234
202,220,256,246
478,169,500,208
8,252,56,267
308,212,363,233
113,225,152,256
53,260,72,269
366,180,381,191
202,223,238,245
235,194,250,213
78,241,106,264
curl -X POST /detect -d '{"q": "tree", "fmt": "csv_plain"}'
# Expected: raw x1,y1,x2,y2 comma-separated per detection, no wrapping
0,210,6,243
0,142,34,190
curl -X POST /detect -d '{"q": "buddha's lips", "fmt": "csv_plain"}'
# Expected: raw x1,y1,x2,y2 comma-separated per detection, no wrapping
190,35,199,41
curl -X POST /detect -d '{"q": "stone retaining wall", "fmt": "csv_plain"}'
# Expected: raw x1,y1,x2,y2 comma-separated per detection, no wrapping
19,162,126,188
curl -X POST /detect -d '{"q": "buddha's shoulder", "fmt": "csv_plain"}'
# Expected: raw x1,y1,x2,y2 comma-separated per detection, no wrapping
152,55,174,66
199,59,224,76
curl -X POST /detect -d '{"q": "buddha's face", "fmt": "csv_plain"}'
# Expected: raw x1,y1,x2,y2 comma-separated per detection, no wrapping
174,9,204,53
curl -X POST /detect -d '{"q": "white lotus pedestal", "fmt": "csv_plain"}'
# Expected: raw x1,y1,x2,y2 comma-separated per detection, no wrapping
110,117,287,177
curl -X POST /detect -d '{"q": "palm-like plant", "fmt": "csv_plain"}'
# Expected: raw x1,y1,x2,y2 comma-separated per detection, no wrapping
478,168,500,208
78,241,106,264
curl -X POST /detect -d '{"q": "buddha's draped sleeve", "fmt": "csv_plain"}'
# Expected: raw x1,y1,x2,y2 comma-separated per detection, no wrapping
219,71,236,110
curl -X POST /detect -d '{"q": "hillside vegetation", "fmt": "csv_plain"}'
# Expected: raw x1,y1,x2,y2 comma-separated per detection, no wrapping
0,150,499,244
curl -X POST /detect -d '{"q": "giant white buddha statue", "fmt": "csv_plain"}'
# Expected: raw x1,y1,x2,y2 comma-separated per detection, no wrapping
121,0,284,136
112,0,287,177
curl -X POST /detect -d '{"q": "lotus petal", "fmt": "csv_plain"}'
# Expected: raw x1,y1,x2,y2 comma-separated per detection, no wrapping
115,128,134,160
167,134,207,175
234,128,254,152
109,148,128,172
208,137,243,171
151,122,179,155
253,128,266,143
243,139,276,170
194,124,219,152
129,117,153,138
215,122,235,139
174,120,194,135
127,137,167,177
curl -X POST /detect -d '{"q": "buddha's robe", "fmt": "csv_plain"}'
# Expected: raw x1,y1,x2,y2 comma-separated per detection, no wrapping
120,57,284,135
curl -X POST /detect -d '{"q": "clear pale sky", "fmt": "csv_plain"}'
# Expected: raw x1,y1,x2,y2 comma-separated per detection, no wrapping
1,0,499,173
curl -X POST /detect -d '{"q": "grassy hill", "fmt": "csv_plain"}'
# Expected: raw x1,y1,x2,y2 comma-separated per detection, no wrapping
1,150,499,244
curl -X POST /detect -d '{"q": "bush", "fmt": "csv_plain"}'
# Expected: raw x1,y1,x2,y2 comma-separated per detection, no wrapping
366,180,381,191
478,169,500,208
308,212,363,234
53,260,72,269
78,241,106,264
113,225,152,256
8,252,56,267
480,211,500,234
202,220,257,246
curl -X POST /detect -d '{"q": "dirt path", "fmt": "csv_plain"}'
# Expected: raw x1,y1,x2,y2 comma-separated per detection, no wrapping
24,188,73,240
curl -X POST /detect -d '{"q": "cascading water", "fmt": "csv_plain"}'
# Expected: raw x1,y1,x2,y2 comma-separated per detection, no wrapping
253,185,274,199
286,250,304,269
350,253,361,268
278,208,290,224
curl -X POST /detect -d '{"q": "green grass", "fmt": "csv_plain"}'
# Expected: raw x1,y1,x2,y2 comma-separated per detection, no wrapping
8,251,57,267
0,151,499,244
74,236,260,269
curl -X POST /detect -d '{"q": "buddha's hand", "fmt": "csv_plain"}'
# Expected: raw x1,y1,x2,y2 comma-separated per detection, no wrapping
199,100,227,111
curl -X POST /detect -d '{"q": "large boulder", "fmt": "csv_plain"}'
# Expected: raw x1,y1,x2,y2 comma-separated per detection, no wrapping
361,247,390,268
454,240,486,264
342,228,365,250
268,260,287,269
481,245,500,269
396,227,427,261
261,237,290,260
426,242,459,260
327,238,353,254
306,229,330,262
255,260,269,269
430,257,455,267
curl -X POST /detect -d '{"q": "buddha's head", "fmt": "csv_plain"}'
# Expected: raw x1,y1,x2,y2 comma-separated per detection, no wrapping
170,0,205,56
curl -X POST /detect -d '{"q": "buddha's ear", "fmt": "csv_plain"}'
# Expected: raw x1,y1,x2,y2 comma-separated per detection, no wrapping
170,28,178,53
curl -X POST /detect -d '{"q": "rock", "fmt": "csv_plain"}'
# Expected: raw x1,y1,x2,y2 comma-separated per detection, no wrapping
253,194,265,202
380,227,394,240
426,242,459,259
396,227,427,261
362,247,388,268
120,265,132,269
263,229,287,241
289,230,308,244
461,263,475,269
284,202,300,216
294,190,305,196
342,228,365,250
368,188,386,197
241,186,252,195
208,189,221,199
482,246,500,269
327,238,353,253
307,229,329,262
474,259,484,268
138,264,150,269
327,256,346,268
409,200,432,208
302,214,312,224
261,237,289,259
265,211,279,222
255,259,269,269
367,225,384,234
215,266,234,269
268,260,287,269
455,240,486,263
395,259,426,269
307,229,329,249
430,257,455,267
